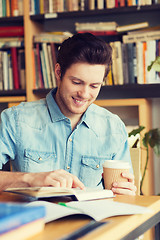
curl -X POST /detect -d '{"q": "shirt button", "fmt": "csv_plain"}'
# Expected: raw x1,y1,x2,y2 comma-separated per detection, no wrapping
67,166,70,169
96,164,99,168
69,138,72,142
38,157,42,161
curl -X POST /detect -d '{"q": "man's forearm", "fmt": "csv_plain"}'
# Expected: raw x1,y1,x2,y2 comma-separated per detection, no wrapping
0,171,29,191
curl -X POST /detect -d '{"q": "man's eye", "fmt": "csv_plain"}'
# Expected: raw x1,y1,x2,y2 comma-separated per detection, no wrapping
91,85,99,89
73,81,80,85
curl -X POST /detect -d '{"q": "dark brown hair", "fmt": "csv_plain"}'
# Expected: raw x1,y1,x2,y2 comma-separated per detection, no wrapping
57,32,112,79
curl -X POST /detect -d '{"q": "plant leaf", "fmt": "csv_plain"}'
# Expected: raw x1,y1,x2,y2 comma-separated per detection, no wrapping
148,56,160,72
128,126,145,137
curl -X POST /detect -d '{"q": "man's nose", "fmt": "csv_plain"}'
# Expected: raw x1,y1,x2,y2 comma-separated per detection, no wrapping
78,86,89,98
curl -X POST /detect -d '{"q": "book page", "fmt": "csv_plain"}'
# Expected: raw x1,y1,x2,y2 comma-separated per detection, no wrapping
27,199,152,223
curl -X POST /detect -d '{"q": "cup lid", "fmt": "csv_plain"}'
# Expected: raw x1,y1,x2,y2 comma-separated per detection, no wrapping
103,160,130,169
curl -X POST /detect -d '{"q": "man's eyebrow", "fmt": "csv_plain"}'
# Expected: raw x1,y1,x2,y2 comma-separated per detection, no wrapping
69,76,102,85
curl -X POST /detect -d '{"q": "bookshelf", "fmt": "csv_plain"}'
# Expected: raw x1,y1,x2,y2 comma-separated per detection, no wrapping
0,1,160,196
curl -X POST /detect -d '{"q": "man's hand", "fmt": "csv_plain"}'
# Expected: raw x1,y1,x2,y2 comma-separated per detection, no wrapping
24,169,85,189
111,172,137,196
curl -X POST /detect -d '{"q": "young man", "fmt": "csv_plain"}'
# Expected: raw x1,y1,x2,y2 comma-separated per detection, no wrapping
0,33,136,195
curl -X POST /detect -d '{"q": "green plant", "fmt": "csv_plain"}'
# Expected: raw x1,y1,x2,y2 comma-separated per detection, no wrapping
128,126,160,194
147,56,160,72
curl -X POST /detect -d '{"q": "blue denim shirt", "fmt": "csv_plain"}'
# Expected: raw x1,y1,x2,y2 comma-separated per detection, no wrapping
0,89,132,188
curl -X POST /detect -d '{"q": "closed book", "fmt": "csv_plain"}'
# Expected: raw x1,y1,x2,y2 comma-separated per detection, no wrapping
0,26,24,37
0,202,45,235
0,218,44,240
2,51,9,90
114,41,124,85
5,186,114,201
121,43,129,84
11,47,20,89
0,51,3,90
123,30,160,43
36,43,44,88
117,22,149,33
18,49,26,89
11,0,19,16
127,43,135,84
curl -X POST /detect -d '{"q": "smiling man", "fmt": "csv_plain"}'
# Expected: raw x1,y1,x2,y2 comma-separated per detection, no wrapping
0,33,136,195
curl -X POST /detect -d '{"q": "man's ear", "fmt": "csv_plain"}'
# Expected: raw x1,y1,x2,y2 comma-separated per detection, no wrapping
55,63,61,85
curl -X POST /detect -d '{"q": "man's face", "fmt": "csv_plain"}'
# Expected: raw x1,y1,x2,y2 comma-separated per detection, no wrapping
55,62,105,118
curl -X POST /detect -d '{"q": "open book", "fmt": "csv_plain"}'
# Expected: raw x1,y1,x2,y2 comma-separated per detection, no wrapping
5,187,114,201
27,199,152,223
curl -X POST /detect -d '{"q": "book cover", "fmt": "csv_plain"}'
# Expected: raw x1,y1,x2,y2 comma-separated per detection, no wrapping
0,202,45,234
123,30,160,43
11,47,20,89
5,187,114,201
42,42,52,88
127,43,135,84
11,0,19,16
117,22,149,33
0,51,3,90
0,26,24,37
0,218,44,240
114,41,124,85
27,199,151,223
36,43,44,88
121,43,129,84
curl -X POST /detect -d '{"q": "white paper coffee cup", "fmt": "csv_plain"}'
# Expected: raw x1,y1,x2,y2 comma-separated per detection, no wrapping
103,160,130,190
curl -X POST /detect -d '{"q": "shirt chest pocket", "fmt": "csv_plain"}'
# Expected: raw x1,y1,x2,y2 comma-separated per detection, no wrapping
79,155,111,188
24,149,56,172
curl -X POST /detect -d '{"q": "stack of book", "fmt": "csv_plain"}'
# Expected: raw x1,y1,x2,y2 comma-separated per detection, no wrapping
0,202,45,240
0,26,25,91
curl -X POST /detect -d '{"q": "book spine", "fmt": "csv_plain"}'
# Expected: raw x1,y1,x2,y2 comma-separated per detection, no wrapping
36,43,44,88
0,26,24,37
6,0,11,17
11,0,19,16
0,51,3,90
11,47,20,89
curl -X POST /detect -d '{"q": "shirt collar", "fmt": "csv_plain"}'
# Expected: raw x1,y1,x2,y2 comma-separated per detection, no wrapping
46,88,67,122
46,88,98,135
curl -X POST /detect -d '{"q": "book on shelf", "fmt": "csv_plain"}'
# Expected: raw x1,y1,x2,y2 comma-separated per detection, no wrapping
123,30,160,43
75,21,118,32
11,47,20,90
0,26,24,37
77,30,118,36
116,22,149,33
5,186,114,201
34,31,73,44
27,198,151,223
0,202,45,240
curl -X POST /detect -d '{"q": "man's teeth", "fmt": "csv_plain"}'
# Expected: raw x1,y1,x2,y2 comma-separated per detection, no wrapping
75,99,82,103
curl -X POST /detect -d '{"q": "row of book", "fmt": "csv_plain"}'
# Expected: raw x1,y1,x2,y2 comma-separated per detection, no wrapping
0,0,23,18
0,47,25,91
30,0,160,15
104,39,160,86
32,42,58,89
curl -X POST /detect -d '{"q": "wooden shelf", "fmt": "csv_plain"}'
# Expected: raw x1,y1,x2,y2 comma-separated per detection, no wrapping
0,96,26,103
0,90,26,97
33,84,160,99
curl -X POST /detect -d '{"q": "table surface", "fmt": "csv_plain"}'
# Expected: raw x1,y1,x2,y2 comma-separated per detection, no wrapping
1,192,160,240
